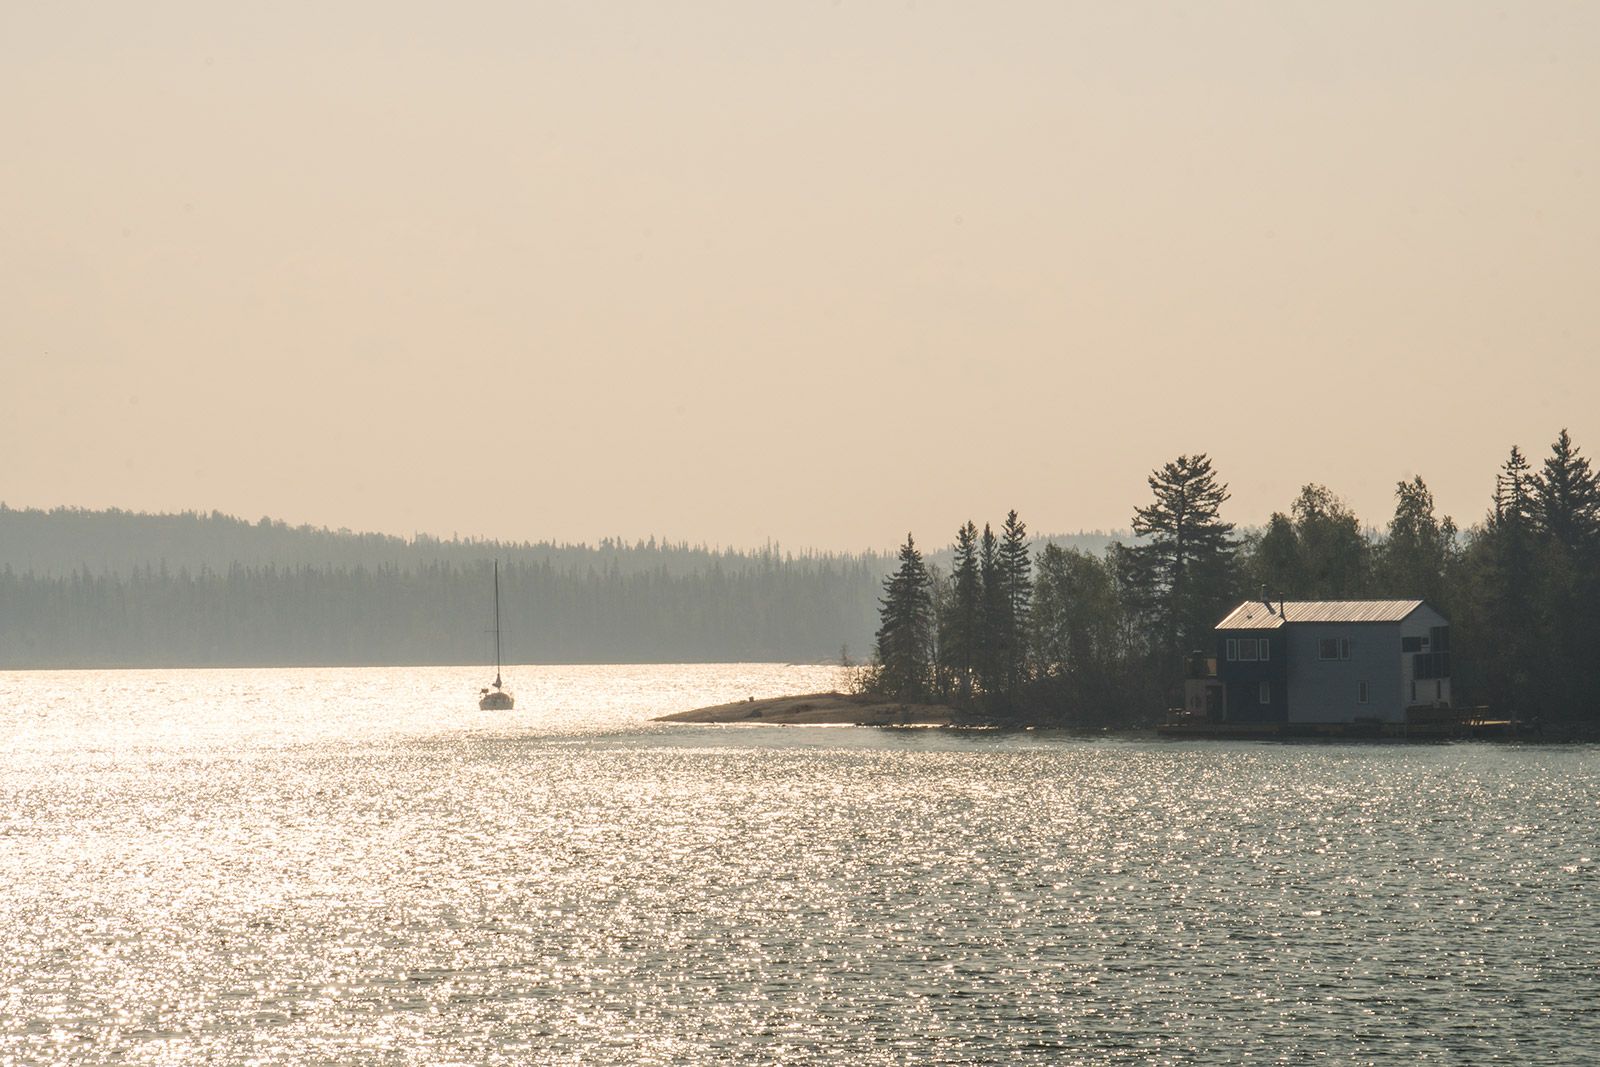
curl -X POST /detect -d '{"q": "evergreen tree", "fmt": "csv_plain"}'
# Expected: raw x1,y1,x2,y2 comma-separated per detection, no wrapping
998,510,1033,698
938,521,983,705
975,524,1006,700
1530,430,1600,723
1125,454,1239,664
1495,445,1536,533
1534,428,1600,555
1469,446,1541,716
925,563,951,699
873,534,934,701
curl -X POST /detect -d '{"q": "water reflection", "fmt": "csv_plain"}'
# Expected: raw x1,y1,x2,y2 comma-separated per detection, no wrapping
1,665,1596,1063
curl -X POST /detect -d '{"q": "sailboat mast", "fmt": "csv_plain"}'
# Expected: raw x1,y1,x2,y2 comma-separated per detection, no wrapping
493,559,503,686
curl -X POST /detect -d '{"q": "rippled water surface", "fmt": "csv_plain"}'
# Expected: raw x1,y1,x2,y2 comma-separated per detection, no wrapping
2,664,1597,1064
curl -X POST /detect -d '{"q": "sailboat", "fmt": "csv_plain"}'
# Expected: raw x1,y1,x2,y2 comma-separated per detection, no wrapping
479,560,515,710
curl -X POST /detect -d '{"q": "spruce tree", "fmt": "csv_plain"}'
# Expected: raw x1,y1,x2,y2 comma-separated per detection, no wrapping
999,510,1033,699
975,523,1006,700
874,534,934,701
1530,430,1600,724
938,521,982,705
1534,429,1600,554
1478,445,1541,716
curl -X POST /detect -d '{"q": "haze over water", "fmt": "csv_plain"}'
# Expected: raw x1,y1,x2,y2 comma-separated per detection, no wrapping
2,664,1596,1063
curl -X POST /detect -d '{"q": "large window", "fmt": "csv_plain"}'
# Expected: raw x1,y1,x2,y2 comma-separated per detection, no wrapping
1239,639,1258,662
1402,636,1423,653
1414,652,1451,680
1319,637,1352,661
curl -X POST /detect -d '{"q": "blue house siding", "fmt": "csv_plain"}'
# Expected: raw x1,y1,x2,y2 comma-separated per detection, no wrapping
1284,623,1405,723
1215,630,1287,723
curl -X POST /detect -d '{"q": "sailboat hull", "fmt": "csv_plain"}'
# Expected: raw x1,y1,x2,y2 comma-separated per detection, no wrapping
479,690,514,711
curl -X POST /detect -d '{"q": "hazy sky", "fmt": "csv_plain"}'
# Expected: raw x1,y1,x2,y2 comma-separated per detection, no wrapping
4,2,1597,550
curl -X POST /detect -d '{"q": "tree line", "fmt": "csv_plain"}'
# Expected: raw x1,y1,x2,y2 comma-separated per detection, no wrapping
0,506,1118,669
869,431,1600,731
0,556,884,668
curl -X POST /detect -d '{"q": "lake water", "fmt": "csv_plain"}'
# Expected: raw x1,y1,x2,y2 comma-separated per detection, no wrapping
2,664,1597,1064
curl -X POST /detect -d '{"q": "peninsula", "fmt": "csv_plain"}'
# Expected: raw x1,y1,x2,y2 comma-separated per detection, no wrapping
655,691,960,726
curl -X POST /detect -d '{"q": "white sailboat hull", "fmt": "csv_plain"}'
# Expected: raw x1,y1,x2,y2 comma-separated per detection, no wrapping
479,689,514,711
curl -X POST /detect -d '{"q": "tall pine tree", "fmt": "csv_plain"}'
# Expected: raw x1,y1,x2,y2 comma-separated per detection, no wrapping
975,524,1006,700
998,510,1033,700
874,534,934,701
1125,454,1239,666
1535,428,1600,554
938,521,982,705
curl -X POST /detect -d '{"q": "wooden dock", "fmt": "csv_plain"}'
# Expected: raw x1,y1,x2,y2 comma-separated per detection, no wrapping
1158,707,1517,741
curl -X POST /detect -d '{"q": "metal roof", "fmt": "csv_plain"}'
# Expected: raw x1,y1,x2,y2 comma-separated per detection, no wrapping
1215,599,1428,630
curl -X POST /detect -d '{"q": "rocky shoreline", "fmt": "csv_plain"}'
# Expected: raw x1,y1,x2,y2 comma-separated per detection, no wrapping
653,691,963,726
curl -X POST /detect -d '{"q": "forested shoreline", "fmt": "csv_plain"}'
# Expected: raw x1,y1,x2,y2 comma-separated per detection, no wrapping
0,507,1121,668
0,552,885,670
867,431,1600,733
6,429,1599,732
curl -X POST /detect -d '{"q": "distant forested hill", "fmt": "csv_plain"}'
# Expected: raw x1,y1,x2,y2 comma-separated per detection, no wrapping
0,505,1118,668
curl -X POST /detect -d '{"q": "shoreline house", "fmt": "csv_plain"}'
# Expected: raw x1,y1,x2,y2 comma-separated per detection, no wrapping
1184,599,1452,725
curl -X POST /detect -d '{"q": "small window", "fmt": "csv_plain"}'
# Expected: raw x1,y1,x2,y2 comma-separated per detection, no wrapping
1358,681,1370,704
1258,638,1270,661
1319,638,1338,660
1340,638,1351,660
1259,681,1271,705
1239,640,1257,662
1226,638,1237,661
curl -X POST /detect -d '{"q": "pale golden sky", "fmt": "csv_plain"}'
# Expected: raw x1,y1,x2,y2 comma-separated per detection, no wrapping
4,2,1597,549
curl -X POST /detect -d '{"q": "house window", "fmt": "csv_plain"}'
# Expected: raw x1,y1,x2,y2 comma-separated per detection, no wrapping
1340,638,1351,660
1239,640,1258,662
1258,638,1270,660
1436,680,1443,700
1259,681,1271,704
1414,652,1451,679
1402,636,1422,653
1319,638,1338,660
1226,639,1237,661
1358,681,1370,704
1411,681,1417,703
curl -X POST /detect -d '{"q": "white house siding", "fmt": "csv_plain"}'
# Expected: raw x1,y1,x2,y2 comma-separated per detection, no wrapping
1285,622,1406,723
1398,604,1451,709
